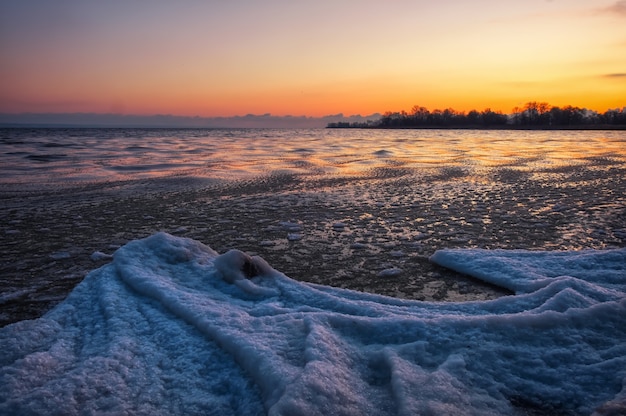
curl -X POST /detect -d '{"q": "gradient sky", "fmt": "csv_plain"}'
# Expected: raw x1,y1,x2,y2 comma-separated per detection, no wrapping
1,0,625,117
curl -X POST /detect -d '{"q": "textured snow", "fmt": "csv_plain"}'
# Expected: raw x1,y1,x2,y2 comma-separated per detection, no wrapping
1,233,625,415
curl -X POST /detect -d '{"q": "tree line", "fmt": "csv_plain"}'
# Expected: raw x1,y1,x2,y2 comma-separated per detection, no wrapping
328,102,626,129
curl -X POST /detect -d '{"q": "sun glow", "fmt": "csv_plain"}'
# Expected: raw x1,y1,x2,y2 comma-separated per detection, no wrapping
0,1,624,118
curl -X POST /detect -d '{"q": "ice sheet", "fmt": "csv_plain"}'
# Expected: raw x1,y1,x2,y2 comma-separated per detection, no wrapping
1,233,625,415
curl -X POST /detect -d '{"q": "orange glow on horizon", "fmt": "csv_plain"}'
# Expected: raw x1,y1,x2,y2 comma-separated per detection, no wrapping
0,1,624,119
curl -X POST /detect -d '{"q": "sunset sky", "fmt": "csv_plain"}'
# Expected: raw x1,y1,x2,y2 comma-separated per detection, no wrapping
1,0,625,118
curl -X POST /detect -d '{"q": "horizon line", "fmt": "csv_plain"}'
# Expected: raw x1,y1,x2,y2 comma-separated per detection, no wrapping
1,103,624,129
0,112,383,129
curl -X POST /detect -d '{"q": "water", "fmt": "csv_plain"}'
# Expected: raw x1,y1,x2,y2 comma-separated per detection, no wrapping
2,128,625,189
1,128,626,326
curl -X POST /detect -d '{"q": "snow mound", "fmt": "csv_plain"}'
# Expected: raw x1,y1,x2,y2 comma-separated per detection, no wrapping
1,233,625,415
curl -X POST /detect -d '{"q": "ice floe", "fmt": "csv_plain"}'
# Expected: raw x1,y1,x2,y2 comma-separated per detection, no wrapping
1,233,624,415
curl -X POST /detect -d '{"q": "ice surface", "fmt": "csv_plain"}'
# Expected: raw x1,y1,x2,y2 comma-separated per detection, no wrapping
1,233,625,415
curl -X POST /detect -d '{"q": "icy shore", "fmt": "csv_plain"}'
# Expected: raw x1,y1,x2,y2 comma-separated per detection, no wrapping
2,233,624,415
3,129,625,326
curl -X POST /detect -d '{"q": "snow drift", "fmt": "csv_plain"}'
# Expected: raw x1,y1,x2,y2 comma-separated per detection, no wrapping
1,233,625,415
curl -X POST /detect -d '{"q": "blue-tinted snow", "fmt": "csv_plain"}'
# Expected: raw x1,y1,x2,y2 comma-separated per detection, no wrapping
1,233,625,415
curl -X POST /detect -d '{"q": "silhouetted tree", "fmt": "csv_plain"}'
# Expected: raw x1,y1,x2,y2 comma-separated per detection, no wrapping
410,105,429,125
602,108,626,125
511,106,523,125
330,102,626,129
467,110,480,125
480,108,508,127
520,101,548,125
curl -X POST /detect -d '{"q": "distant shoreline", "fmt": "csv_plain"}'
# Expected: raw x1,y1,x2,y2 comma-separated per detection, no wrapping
1,124,625,131
327,124,626,131
328,102,626,130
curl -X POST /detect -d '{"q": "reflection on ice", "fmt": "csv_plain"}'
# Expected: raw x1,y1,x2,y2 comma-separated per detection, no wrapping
1,128,625,187
1,233,624,415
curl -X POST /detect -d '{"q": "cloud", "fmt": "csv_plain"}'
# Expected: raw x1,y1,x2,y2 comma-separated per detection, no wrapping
603,1,626,16
602,73,626,78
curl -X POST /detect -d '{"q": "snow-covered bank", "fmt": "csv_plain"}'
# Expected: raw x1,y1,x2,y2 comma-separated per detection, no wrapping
1,233,625,415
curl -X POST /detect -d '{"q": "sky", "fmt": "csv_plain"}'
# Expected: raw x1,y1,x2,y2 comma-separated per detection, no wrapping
1,0,625,118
